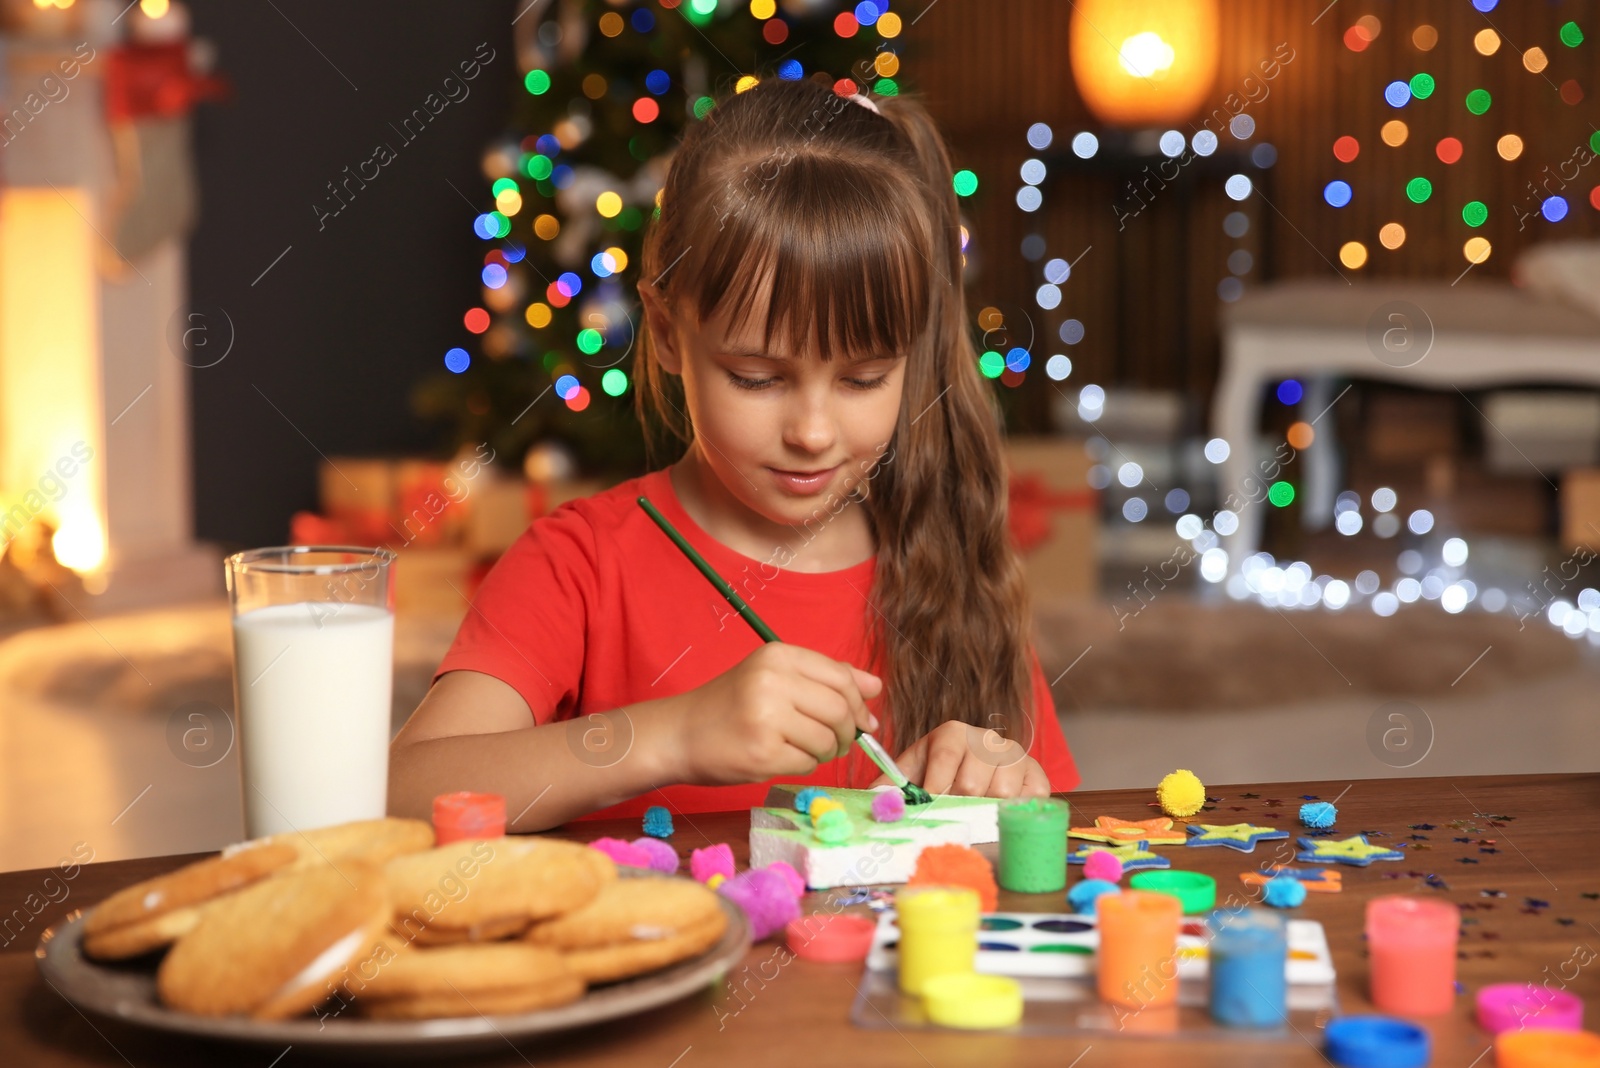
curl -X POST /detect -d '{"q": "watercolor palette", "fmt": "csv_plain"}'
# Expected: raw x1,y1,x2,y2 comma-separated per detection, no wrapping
865,911,1336,986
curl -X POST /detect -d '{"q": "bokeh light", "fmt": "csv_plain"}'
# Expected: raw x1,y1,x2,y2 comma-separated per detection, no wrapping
1413,24,1438,51
1380,120,1408,147
1543,196,1569,222
1463,237,1492,264
1462,201,1488,227
1384,81,1411,108
1324,180,1353,208
1405,177,1433,203
464,308,490,333
1287,422,1314,450
1340,241,1369,269
1559,21,1584,47
1465,89,1492,115
1523,47,1549,73
1497,134,1524,160
1409,72,1435,100
1277,379,1303,405
1436,137,1463,164
444,347,470,373
952,170,979,196
1268,482,1296,507
1379,222,1406,249
1473,29,1501,55
1333,135,1360,163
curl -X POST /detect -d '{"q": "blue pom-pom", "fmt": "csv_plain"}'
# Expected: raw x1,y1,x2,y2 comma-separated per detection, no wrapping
1067,879,1121,913
1299,802,1337,829
793,787,828,816
1263,874,1308,908
642,805,674,839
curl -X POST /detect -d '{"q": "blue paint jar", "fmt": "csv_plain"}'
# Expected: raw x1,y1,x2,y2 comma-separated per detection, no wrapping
1207,908,1287,1028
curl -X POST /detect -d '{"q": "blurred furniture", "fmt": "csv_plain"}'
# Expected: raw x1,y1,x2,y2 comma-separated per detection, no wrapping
1213,279,1600,563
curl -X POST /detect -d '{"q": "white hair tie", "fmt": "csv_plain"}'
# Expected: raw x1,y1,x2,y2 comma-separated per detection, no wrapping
848,92,881,115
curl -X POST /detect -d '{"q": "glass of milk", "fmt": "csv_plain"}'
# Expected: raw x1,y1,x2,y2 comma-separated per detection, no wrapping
225,545,397,838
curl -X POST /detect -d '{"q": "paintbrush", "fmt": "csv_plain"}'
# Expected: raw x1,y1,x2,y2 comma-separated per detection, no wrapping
637,495,933,806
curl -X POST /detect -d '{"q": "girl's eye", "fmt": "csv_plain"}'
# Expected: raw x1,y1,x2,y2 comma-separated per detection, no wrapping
846,376,889,390
726,371,776,391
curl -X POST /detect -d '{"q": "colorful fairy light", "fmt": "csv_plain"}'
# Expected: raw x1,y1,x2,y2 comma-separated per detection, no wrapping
1333,135,1360,162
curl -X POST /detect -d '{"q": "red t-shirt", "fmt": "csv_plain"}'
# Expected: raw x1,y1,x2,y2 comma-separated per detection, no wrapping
434,467,1079,819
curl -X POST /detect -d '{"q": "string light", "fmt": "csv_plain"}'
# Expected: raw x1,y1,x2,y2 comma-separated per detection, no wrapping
1379,222,1406,249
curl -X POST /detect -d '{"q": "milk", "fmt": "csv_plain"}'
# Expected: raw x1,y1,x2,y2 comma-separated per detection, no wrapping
231,601,394,837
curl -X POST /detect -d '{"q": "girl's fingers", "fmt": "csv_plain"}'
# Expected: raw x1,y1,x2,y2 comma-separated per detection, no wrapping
1020,759,1053,798
987,757,1027,799
886,733,929,786
787,676,857,760
789,649,880,733
919,733,966,796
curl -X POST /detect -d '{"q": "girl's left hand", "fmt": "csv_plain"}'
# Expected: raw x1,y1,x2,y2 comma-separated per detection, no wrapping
869,720,1052,799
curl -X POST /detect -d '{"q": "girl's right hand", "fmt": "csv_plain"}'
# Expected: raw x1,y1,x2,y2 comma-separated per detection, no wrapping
671,643,883,786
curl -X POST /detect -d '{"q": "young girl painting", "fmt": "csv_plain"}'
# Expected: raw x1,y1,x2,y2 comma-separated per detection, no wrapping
390,78,1079,831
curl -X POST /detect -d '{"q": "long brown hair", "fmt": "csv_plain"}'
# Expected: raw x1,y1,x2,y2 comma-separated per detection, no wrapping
636,77,1035,756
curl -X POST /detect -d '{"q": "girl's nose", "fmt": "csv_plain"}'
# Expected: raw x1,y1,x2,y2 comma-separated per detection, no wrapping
782,391,836,454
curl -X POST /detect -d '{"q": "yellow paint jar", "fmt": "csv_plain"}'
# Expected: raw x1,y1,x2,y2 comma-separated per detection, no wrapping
895,886,980,996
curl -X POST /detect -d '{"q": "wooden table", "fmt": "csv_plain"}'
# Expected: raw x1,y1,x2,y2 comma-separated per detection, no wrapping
5,774,1597,1066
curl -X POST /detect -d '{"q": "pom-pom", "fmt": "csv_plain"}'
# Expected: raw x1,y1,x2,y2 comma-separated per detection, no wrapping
906,844,998,912
871,789,905,823
765,861,806,897
1263,874,1308,908
629,837,679,874
642,805,674,838
1067,878,1120,913
1299,801,1337,829
1157,769,1207,819
794,787,828,815
1083,851,1124,883
589,837,652,869
690,842,736,884
706,872,727,891
719,868,801,940
815,807,853,843
809,797,844,825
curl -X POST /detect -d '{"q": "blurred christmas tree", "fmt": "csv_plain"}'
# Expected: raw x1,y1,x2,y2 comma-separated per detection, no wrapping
412,0,907,480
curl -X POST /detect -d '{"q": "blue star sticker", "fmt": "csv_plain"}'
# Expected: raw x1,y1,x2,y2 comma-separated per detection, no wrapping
1067,840,1170,872
1186,822,1290,853
1296,834,1406,866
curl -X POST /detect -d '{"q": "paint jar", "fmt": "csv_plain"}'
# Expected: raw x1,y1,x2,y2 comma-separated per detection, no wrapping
1365,895,1460,1015
1496,1028,1600,1068
997,797,1069,894
1207,908,1287,1028
431,791,506,845
896,886,980,996
1096,889,1182,1008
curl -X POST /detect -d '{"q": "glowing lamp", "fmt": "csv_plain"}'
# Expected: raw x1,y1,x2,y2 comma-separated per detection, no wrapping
1069,0,1219,127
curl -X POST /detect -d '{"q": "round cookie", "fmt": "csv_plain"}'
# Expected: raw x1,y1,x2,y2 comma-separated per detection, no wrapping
360,942,573,999
82,840,298,960
157,860,391,1020
403,914,530,946
524,876,723,951
558,912,728,984
269,817,434,872
359,975,585,1019
385,837,615,939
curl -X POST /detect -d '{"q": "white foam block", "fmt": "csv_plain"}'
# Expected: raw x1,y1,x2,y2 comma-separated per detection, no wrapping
749,785,1000,890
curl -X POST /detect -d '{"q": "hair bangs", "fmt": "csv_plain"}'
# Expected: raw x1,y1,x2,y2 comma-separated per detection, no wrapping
684,154,933,364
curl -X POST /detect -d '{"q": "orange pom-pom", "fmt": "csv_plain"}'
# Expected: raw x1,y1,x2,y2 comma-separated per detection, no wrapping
906,844,998,912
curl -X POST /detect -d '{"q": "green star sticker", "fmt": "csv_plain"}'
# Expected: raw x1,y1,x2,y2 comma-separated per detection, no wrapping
1296,834,1406,867
1186,823,1291,853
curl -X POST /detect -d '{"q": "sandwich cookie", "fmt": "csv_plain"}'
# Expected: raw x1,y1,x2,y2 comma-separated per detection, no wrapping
524,876,728,983
356,942,584,1019
82,839,298,961
269,817,435,871
156,860,391,1019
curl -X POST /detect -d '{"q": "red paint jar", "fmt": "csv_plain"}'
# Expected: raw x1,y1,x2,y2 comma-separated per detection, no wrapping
432,791,506,845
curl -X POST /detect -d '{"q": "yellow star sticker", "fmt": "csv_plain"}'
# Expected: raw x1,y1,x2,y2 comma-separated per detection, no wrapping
1186,822,1290,853
1296,834,1405,867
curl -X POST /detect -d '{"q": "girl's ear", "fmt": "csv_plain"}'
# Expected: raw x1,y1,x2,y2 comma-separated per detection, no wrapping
638,281,684,375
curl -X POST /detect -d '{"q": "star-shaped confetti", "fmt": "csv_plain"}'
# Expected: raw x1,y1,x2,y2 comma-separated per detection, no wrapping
1456,857,1480,865
1069,815,1188,846
1240,793,1260,799
1525,898,1549,910
1300,794,1320,801
1187,823,1291,853
1410,823,1435,831
1296,835,1406,867
1581,892,1599,901
1558,918,1576,926
1481,889,1506,898
1067,841,1170,871
1424,874,1450,890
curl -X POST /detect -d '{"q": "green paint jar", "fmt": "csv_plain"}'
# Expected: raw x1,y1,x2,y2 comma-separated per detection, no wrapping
997,797,1069,894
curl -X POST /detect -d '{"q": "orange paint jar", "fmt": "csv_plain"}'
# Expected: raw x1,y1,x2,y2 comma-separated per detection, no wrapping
1365,895,1460,1016
1096,890,1183,1009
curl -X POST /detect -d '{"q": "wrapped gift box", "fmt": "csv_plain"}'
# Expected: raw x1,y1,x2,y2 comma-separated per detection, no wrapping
1006,436,1099,600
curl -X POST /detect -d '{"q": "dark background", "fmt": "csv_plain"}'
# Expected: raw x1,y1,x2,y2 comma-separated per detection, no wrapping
187,0,517,548
187,1,1600,548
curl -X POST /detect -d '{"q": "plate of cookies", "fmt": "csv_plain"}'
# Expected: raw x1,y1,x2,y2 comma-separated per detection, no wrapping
36,818,751,1056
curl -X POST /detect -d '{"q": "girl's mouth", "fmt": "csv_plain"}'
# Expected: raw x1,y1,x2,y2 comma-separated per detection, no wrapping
766,463,842,496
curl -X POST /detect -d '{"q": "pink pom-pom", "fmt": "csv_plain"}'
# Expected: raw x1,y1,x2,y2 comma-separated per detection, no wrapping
1083,851,1124,883
690,842,736,884
764,861,806,897
589,836,652,869
630,837,680,875
871,789,905,823
718,869,801,940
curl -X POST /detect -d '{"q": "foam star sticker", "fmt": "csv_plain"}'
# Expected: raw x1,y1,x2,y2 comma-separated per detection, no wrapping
1067,841,1170,872
1069,816,1187,846
1186,823,1290,853
1296,835,1406,867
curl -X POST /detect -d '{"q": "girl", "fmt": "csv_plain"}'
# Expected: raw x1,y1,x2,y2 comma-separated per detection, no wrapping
390,78,1079,832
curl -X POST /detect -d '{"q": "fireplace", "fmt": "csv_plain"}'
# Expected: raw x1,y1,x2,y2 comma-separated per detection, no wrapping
0,20,219,619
